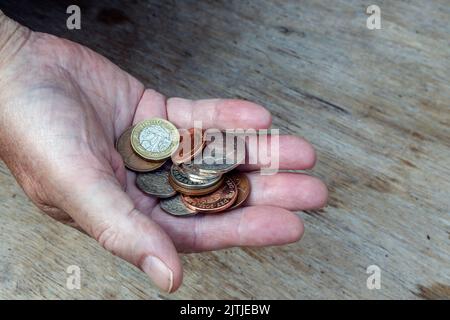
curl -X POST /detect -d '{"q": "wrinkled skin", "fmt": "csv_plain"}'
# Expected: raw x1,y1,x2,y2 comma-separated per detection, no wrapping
0,15,327,292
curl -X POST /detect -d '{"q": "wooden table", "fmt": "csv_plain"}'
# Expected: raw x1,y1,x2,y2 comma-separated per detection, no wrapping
1,0,449,299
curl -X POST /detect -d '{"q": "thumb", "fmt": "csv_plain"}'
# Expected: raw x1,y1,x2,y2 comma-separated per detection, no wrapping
58,171,182,293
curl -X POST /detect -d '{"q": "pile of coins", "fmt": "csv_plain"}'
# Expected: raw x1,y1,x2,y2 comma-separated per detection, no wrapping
116,118,250,217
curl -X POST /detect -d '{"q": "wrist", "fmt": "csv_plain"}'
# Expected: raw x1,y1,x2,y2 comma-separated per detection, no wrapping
0,10,31,67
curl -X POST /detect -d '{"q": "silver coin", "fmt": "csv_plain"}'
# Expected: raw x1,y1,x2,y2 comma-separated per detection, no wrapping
160,194,197,217
136,165,177,198
182,133,245,175
139,125,172,153
170,164,222,189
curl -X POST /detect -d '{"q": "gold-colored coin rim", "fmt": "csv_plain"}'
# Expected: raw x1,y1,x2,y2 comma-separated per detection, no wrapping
131,118,180,161
228,172,251,210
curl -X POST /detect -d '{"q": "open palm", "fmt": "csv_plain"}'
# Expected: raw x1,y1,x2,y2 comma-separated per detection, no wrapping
0,30,327,292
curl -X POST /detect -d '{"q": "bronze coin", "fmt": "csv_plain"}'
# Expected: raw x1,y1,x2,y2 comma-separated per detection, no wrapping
168,174,224,196
227,172,251,210
116,126,166,172
181,176,238,213
171,128,205,165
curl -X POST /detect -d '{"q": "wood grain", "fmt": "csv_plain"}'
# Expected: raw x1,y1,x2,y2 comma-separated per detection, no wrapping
1,0,449,299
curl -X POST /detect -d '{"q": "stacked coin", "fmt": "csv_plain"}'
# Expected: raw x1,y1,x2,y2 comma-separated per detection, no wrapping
116,119,251,217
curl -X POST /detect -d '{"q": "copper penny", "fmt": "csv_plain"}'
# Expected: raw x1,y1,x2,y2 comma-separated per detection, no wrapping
181,176,237,213
228,172,251,210
171,128,205,165
116,126,166,172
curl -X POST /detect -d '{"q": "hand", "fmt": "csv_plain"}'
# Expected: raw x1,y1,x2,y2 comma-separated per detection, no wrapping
0,15,327,293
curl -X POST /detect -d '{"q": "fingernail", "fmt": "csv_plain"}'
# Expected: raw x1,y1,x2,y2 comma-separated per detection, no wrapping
142,256,173,293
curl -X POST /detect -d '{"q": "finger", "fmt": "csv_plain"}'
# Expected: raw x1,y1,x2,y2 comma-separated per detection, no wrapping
58,168,182,293
239,135,316,171
133,89,167,124
244,172,328,210
150,205,304,253
166,98,272,129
